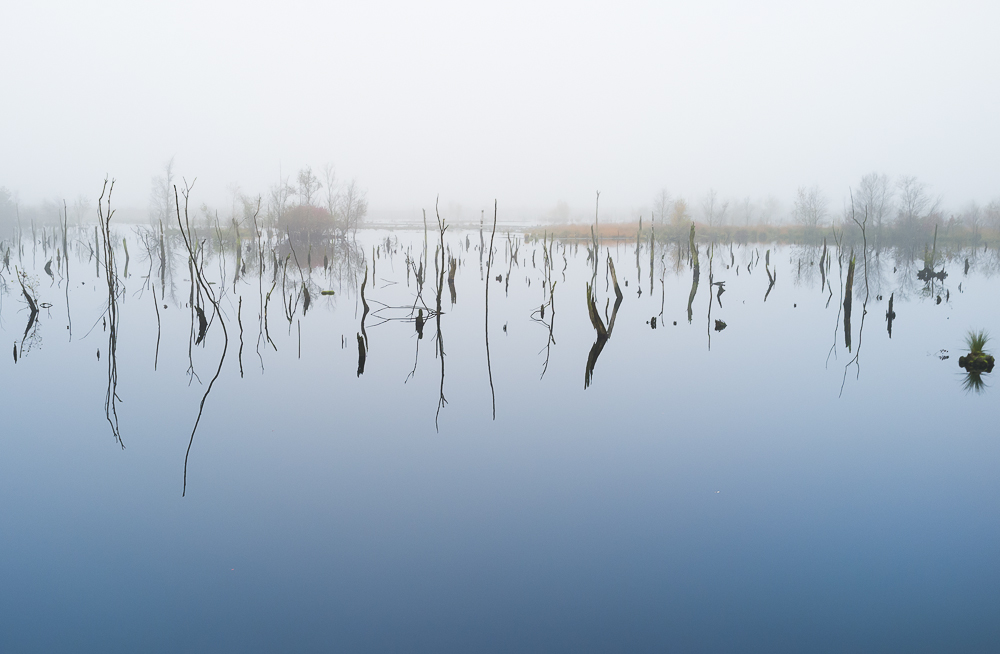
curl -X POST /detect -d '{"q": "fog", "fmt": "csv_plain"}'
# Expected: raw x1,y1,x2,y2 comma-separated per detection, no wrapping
2,0,999,221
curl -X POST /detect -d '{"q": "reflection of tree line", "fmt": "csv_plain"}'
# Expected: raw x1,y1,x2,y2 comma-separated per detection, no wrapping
8,194,999,491
4,179,370,494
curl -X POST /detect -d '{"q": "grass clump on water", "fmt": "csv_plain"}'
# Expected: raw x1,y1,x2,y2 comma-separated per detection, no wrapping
959,329,995,381
966,329,990,355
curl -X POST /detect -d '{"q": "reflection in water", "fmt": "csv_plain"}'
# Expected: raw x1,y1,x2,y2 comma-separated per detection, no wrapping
826,234,845,368
686,224,700,324
96,179,124,448
359,265,370,359
841,198,872,396
706,244,715,350
958,330,994,393
649,226,655,297
484,202,497,418
886,292,895,338
434,204,448,430
237,296,244,377
6,204,999,496
844,252,855,351
962,370,988,393
448,255,457,305
764,263,775,302
819,237,828,294
714,281,725,308
532,281,557,379
15,269,40,357
62,200,72,341
356,333,366,376
585,255,623,389
917,225,947,284
175,185,229,497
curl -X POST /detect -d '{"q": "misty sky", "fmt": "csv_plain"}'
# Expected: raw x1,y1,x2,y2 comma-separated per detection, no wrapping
2,0,999,218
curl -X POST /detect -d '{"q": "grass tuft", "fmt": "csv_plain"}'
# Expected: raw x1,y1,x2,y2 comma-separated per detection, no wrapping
966,329,990,354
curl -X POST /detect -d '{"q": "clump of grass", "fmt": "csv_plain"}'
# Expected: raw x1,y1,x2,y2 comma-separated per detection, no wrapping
966,329,990,355
959,329,995,380
962,370,987,394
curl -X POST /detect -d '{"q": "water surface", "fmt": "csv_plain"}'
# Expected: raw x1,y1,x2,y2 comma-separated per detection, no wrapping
2,227,998,652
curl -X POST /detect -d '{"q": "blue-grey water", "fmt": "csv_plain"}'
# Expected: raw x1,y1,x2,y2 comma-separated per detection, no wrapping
2,227,998,652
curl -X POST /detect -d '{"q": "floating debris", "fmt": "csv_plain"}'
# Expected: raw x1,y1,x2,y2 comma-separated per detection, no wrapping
918,267,948,282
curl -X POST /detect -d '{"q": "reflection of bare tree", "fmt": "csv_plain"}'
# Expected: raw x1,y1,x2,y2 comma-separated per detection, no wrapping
826,236,845,368
764,251,776,302
484,202,497,418
175,184,228,497
531,280,557,379
96,179,124,448
357,265,369,376
433,203,448,430
841,193,871,396
853,172,894,246
686,225,700,323
325,236,365,294
585,255,623,389
843,252,855,352
890,249,920,304
61,201,72,341
447,255,457,305
15,268,41,358
789,244,822,290
886,293,896,338
706,245,725,350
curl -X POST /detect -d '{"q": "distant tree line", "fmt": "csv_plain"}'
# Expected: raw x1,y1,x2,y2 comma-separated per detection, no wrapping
148,158,368,240
5,165,1000,249
642,173,1000,247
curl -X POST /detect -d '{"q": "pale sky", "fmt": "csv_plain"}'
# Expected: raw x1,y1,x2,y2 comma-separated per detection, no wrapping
2,0,998,219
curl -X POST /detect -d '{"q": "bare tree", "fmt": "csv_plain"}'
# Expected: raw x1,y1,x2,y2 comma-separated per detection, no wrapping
701,189,729,227
72,194,91,226
268,171,294,227
547,200,570,223
296,166,322,206
962,201,984,242
792,185,828,227
896,175,927,225
986,199,1000,234
0,187,18,229
854,172,894,240
335,179,368,236
740,196,755,226
653,188,672,225
149,156,175,226
322,163,339,217
759,196,781,226
226,182,243,225
670,197,690,226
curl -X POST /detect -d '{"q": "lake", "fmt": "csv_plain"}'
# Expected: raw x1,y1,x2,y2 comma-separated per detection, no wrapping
2,221,998,652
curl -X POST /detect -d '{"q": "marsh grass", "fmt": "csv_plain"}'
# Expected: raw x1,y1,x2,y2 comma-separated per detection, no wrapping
962,370,988,394
965,329,990,355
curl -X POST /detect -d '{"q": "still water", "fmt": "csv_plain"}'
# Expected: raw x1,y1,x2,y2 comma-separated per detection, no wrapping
1,225,998,652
